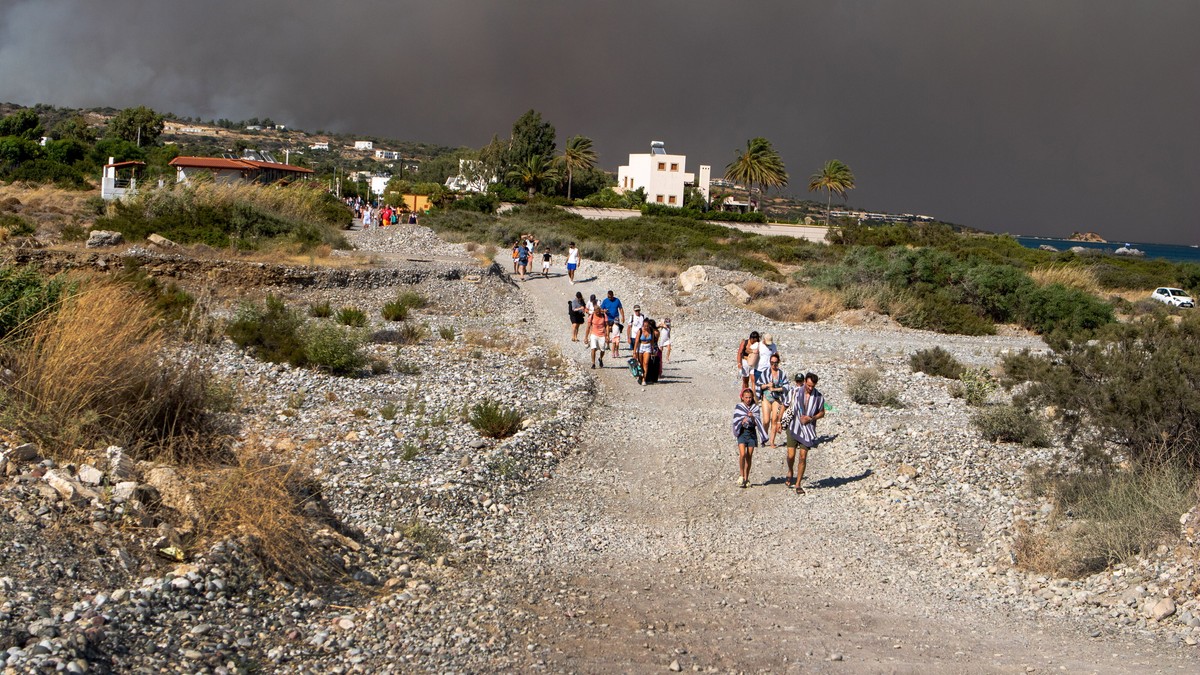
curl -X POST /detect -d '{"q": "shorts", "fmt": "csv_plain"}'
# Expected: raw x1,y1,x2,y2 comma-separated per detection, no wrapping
737,426,759,448
786,429,816,449
588,334,606,350
570,311,584,325
542,262,550,270
638,343,652,354
518,259,529,267
567,262,577,271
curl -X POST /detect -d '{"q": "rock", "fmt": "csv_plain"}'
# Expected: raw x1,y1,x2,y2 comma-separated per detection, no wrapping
9,443,39,462
469,438,487,449
678,266,707,293
43,470,100,504
111,481,140,502
1038,245,1059,252
86,230,124,248
828,652,844,661
723,283,751,304
77,464,104,486
897,464,919,479
1181,506,1200,546
669,659,681,672
1150,597,1177,621
144,466,199,519
147,233,177,248
106,447,136,481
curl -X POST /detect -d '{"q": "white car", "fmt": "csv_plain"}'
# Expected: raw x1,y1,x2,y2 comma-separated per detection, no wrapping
1150,287,1195,308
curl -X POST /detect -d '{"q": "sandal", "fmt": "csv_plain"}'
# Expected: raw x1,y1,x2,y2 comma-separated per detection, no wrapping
795,485,805,495
740,479,749,489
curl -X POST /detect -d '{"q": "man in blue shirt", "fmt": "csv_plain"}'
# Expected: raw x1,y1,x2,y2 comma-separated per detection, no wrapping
600,289,625,329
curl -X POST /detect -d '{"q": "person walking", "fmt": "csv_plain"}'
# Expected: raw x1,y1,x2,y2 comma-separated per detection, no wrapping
732,388,767,489
758,354,788,447
566,243,581,284
600,290,625,352
784,372,826,493
541,250,552,278
754,333,778,389
659,318,673,364
635,317,658,385
569,292,586,342
511,242,521,274
517,242,530,281
626,305,645,352
736,332,761,395
587,307,608,368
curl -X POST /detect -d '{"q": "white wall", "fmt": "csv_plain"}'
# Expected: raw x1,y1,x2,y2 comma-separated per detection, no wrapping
619,152,689,206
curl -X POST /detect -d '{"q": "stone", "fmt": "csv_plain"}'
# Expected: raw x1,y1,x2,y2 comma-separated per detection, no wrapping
10,443,39,462
111,481,140,502
44,470,100,504
106,447,136,481
190,623,213,636
897,464,919,479
669,660,681,672
86,230,124,248
147,233,177,248
723,283,751,304
144,466,199,519
1181,506,1200,547
77,464,104,486
1150,597,1177,621
678,266,707,293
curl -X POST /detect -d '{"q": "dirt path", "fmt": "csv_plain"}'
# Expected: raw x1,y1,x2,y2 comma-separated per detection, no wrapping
494,270,1193,673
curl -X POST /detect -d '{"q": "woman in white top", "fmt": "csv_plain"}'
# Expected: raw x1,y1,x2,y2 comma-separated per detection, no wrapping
566,243,581,284
659,318,672,363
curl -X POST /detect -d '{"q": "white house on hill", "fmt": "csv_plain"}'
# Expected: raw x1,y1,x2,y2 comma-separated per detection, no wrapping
617,141,710,207
354,140,373,150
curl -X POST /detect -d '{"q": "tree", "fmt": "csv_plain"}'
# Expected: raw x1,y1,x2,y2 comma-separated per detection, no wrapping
0,109,44,141
808,159,856,225
107,106,164,146
723,137,788,211
506,154,559,198
49,115,96,144
506,110,556,171
558,135,596,201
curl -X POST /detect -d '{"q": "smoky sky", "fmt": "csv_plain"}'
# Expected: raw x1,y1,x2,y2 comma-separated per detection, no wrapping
2,0,1199,243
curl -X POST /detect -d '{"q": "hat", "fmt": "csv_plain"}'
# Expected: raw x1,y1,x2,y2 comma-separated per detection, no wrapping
794,373,805,383
633,305,641,311
762,333,773,346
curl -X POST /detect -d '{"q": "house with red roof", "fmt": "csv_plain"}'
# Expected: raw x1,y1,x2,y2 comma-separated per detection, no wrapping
168,151,314,186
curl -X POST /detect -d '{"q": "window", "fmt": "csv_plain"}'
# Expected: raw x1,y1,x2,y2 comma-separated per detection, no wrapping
668,195,677,204
656,194,664,203
657,162,666,171
670,163,678,172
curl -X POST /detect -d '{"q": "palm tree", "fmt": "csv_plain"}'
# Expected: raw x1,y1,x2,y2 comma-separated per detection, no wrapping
723,137,788,211
558,135,596,201
808,160,856,225
506,154,559,198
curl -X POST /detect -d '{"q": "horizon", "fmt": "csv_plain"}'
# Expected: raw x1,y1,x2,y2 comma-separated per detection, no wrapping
2,1,1198,246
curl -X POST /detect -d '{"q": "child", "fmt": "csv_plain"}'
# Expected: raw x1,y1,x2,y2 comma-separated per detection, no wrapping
541,250,552,278
511,243,521,274
731,388,767,489
609,320,623,357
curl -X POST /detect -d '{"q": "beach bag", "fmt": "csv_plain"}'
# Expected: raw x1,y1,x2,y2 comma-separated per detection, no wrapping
781,401,797,428
627,357,643,379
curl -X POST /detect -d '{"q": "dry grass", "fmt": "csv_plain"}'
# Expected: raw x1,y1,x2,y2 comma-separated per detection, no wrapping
0,281,219,463
1030,264,1100,294
632,262,682,280
0,184,94,215
747,286,843,323
741,279,771,300
196,442,343,586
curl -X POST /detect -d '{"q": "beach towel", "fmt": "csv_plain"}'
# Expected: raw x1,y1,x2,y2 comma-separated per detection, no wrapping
731,402,768,444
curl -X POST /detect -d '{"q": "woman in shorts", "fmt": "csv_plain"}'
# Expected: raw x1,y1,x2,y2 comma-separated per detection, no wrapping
569,292,586,341
731,388,766,489
635,318,658,385
758,353,788,447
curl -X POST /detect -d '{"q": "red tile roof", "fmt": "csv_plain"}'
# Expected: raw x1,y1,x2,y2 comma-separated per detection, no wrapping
168,156,313,173
103,160,146,168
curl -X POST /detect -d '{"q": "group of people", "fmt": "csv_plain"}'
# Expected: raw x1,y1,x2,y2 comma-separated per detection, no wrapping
731,331,825,493
568,289,672,384
347,197,418,229
511,237,583,284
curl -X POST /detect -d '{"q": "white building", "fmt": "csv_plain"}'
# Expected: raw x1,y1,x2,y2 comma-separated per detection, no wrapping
617,141,707,207
354,140,374,151
369,174,390,197
309,142,329,150
444,159,496,193
100,157,145,200
375,149,400,160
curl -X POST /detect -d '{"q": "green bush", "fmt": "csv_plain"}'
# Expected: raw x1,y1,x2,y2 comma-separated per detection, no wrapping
847,368,902,407
226,295,306,367
909,347,965,379
0,266,69,339
336,306,367,327
449,192,499,214
0,213,36,237
301,323,366,376
957,367,997,406
438,325,455,341
469,400,523,439
396,291,428,310
971,403,1051,446
308,301,332,318
1020,283,1114,340
381,300,409,322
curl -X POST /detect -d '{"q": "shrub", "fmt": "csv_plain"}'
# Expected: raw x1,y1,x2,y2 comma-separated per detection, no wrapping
469,400,523,438
909,347,964,379
393,322,428,345
308,301,332,318
393,360,420,375
380,299,409,322
1020,283,1113,339
226,295,307,367
300,323,366,376
847,369,902,407
747,287,843,323
1014,463,1196,577
438,325,455,341
971,403,1051,447
0,212,36,237
335,306,367,327
958,367,997,406
396,291,428,310
380,403,398,420
0,283,217,462
0,265,70,339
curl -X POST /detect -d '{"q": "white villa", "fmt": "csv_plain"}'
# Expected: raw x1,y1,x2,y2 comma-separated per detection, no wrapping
444,159,496,193
375,149,400,160
354,140,374,151
617,141,710,207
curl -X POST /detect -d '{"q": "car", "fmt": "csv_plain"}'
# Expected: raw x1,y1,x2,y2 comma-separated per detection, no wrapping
1150,287,1195,308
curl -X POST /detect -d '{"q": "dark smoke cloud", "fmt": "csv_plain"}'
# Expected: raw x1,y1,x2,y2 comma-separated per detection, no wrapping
2,0,1199,243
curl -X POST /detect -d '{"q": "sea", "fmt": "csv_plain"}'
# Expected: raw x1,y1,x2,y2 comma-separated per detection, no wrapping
1015,236,1200,264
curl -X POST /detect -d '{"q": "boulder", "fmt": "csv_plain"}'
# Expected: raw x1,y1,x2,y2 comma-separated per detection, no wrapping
106,446,136,482
86,230,124,248
1150,597,1177,621
144,466,199,519
76,464,104,486
678,265,707,293
724,283,751,304
146,233,177,248
9,443,39,462
43,470,101,504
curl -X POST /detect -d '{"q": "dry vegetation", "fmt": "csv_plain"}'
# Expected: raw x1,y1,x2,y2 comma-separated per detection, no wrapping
1030,263,1101,293
747,286,844,323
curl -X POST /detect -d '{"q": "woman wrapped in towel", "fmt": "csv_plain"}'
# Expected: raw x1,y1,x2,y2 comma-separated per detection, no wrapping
732,388,768,489
784,372,825,494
